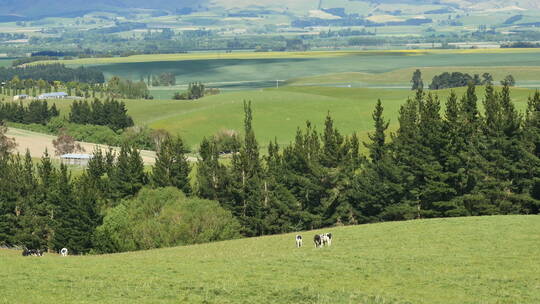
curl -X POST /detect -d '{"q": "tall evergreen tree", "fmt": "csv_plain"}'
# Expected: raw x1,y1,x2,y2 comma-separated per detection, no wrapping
229,101,265,235
411,69,424,90
365,99,389,162
152,135,191,195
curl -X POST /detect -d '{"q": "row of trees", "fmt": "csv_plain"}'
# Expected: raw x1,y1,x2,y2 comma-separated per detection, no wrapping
0,64,104,83
196,86,540,234
69,98,134,131
173,82,206,100
1,84,539,253
411,70,516,90
150,73,176,87
0,75,150,100
0,100,58,125
107,76,151,99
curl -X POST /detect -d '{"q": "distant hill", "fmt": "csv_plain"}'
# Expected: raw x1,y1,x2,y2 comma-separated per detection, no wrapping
0,0,206,19
1,0,539,19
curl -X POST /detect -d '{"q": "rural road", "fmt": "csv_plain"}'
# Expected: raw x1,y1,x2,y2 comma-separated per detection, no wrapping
6,127,158,164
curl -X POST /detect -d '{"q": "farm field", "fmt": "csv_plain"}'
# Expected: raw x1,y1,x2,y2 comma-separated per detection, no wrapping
1,215,539,303
28,49,540,92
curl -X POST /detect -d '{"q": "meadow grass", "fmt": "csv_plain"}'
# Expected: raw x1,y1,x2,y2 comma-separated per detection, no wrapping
1,215,539,303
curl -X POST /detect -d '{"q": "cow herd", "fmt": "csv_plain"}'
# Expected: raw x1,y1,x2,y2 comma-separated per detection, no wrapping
21,233,332,256
21,247,68,257
295,233,333,248
21,248,44,256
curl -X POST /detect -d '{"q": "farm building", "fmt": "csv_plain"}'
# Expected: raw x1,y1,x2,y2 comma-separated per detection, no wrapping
13,94,30,101
60,153,93,166
38,92,69,100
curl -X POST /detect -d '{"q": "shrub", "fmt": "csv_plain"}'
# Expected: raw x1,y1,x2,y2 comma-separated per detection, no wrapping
213,129,241,154
92,187,241,253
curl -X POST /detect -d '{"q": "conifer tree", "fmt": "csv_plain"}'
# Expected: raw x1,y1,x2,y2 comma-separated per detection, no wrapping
230,101,265,235
197,137,231,204
365,99,389,162
411,69,423,90
152,135,191,195
110,145,147,200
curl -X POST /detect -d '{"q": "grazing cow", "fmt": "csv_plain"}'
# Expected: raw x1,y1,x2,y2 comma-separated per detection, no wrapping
295,235,303,247
325,233,332,246
22,248,43,256
60,248,68,257
320,234,329,246
314,234,322,248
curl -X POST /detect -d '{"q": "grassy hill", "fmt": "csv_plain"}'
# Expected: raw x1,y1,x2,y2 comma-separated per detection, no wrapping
1,215,539,303
106,86,535,150
20,86,535,151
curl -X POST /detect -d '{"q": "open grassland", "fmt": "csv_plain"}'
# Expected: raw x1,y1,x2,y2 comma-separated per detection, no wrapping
9,86,535,151
1,215,539,303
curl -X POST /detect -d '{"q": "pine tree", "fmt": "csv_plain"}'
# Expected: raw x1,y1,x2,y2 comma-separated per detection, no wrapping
365,99,389,162
229,101,265,235
152,135,191,195
354,98,405,222
196,137,231,202
110,145,147,200
261,139,302,234
411,69,424,90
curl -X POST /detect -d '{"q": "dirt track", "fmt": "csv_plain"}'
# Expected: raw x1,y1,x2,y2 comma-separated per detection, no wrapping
6,128,157,164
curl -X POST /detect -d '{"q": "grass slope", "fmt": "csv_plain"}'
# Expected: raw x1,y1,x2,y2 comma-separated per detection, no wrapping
287,66,540,88
130,86,534,149
1,215,539,303
13,86,534,150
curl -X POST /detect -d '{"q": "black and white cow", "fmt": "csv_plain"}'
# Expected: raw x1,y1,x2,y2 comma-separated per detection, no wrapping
60,248,68,257
324,233,332,246
295,235,303,248
22,248,43,256
314,234,322,248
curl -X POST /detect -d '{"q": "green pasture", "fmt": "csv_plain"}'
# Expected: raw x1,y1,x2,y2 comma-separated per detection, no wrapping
14,86,535,151
1,215,539,303
287,66,540,88
129,86,535,150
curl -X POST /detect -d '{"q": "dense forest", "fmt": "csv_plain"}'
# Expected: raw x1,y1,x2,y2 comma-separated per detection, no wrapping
0,64,105,83
0,84,539,253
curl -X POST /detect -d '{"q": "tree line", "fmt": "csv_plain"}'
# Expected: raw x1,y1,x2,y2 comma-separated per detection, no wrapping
0,100,58,125
411,70,516,90
0,84,538,253
69,99,134,131
0,64,105,84
0,75,150,100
